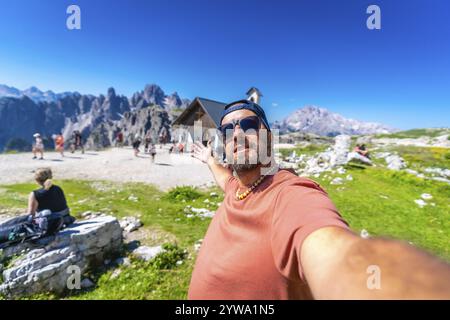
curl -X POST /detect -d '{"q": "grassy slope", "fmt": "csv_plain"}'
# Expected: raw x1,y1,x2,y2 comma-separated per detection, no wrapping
374,128,449,139
317,166,449,259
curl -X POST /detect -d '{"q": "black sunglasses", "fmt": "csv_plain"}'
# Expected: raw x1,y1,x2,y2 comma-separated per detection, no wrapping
218,116,261,137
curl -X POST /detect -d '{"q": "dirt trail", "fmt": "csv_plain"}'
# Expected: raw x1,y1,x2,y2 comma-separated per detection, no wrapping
0,146,216,190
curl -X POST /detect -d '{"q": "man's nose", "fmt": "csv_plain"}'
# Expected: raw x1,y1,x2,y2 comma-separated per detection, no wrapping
232,125,245,140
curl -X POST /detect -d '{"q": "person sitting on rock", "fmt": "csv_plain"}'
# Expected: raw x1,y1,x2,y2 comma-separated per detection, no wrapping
27,167,74,225
0,168,75,247
354,144,370,158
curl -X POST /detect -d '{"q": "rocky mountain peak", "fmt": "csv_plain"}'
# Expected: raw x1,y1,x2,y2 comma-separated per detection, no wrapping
273,105,394,136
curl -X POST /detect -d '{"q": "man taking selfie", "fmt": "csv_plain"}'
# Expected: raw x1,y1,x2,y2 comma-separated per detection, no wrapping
189,99,450,300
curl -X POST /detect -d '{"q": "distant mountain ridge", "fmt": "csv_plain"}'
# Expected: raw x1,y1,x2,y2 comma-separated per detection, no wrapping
0,84,397,151
272,105,395,136
0,84,76,103
0,83,190,151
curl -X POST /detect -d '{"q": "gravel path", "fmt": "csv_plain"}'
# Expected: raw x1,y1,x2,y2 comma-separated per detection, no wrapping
0,146,216,190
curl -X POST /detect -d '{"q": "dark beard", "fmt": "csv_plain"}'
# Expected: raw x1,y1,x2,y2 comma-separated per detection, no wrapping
231,163,259,173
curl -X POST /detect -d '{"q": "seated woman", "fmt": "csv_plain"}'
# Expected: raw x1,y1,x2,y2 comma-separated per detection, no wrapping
27,167,74,225
0,168,74,246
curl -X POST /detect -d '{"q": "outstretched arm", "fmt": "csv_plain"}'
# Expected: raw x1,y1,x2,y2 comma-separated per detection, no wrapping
191,141,232,192
27,192,38,216
301,227,450,299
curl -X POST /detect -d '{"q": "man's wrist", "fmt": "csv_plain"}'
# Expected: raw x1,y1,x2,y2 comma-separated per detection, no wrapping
206,156,216,167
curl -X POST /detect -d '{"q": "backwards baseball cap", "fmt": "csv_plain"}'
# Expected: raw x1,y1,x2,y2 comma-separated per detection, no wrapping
220,99,271,132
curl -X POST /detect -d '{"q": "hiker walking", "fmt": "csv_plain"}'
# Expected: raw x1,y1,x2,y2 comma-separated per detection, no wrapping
159,128,167,149
169,142,177,154
115,130,124,148
70,130,84,154
132,133,141,157
149,143,156,163
189,99,450,299
32,133,44,160
144,131,152,153
54,133,64,157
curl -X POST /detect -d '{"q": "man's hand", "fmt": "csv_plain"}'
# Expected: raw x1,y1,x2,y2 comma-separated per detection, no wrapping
191,140,212,164
191,140,232,191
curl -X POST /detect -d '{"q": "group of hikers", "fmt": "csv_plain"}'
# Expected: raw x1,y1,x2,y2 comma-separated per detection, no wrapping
126,129,182,163
130,132,157,162
31,128,179,163
31,131,84,160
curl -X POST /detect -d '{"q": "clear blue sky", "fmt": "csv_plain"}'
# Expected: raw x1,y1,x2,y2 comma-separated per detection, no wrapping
0,0,449,129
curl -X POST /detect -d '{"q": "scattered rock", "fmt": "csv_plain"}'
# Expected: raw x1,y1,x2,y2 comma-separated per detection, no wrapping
110,269,122,280
80,278,95,289
405,169,419,175
119,216,142,233
330,177,344,185
385,154,406,170
336,167,346,175
347,152,373,166
194,239,203,252
132,245,164,261
190,208,215,218
421,193,433,200
114,257,131,267
424,167,450,179
81,211,92,218
297,135,363,176
0,216,123,298
127,195,138,202
414,199,427,208
374,152,406,171
346,174,353,181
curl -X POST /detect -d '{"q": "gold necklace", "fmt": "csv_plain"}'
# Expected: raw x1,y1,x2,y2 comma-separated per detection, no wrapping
235,166,278,201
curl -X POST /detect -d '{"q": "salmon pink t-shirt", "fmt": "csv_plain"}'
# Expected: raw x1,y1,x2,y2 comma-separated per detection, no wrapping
188,169,349,300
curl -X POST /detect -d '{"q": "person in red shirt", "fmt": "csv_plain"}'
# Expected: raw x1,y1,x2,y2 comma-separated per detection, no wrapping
54,133,64,157
116,131,124,148
189,99,450,300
